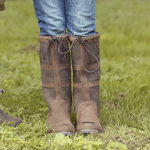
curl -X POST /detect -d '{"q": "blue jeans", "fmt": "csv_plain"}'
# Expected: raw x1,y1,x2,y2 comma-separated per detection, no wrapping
33,0,96,37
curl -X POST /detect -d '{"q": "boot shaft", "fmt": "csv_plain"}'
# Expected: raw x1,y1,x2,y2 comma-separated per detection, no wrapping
68,33,103,133
69,33,101,115
38,34,72,114
38,34,73,134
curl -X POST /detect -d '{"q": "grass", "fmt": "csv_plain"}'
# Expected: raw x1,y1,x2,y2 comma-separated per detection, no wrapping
0,0,150,149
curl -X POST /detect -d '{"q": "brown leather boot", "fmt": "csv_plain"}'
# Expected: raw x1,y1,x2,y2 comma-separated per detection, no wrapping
0,109,22,127
69,33,103,134
0,89,22,127
37,33,73,135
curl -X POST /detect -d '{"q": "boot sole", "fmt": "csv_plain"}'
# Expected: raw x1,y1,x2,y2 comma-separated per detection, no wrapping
55,131,73,136
77,129,102,134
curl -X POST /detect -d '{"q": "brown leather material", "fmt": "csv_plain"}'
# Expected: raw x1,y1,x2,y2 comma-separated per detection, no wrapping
73,83,82,88
39,42,52,65
0,109,22,127
73,70,81,83
87,41,100,65
76,100,103,132
37,33,68,43
62,87,72,114
42,82,55,88
80,44,90,100
73,63,98,71
47,100,73,133
73,88,83,114
70,32,102,132
60,68,71,82
42,88,56,112
72,64,81,71
61,81,71,87
51,43,62,100
74,80,100,88
42,81,71,88
89,86,100,113
41,63,70,71
38,33,73,133
41,70,54,83
88,80,100,87
59,40,71,63
70,33,101,114
87,68,100,82
71,44,80,65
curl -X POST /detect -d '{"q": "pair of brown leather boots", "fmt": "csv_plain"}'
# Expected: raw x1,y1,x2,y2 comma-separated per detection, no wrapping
37,32,103,135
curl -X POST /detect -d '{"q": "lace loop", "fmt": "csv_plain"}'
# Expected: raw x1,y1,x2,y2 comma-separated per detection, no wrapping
58,35,100,73
44,35,64,67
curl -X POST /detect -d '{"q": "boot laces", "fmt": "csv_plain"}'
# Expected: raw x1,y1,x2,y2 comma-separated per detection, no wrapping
44,35,65,67
58,35,100,73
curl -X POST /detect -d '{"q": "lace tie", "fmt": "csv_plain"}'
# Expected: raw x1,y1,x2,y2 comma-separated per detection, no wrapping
44,36,63,66
58,35,100,73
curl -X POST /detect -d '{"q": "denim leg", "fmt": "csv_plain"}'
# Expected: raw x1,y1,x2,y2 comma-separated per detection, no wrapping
65,0,96,37
33,0,65,36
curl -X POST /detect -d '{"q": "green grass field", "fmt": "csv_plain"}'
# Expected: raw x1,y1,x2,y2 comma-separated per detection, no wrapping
0,0,150,149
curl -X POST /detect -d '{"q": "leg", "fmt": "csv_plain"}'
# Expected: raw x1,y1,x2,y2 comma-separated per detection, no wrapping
33,1,73,135
37,34,73,135
33,0,66,36
63,0,102,133
69,34,103,133
65,0,96,36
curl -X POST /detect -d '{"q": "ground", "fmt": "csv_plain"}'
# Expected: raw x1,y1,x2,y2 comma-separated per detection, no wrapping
0,0,150,149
